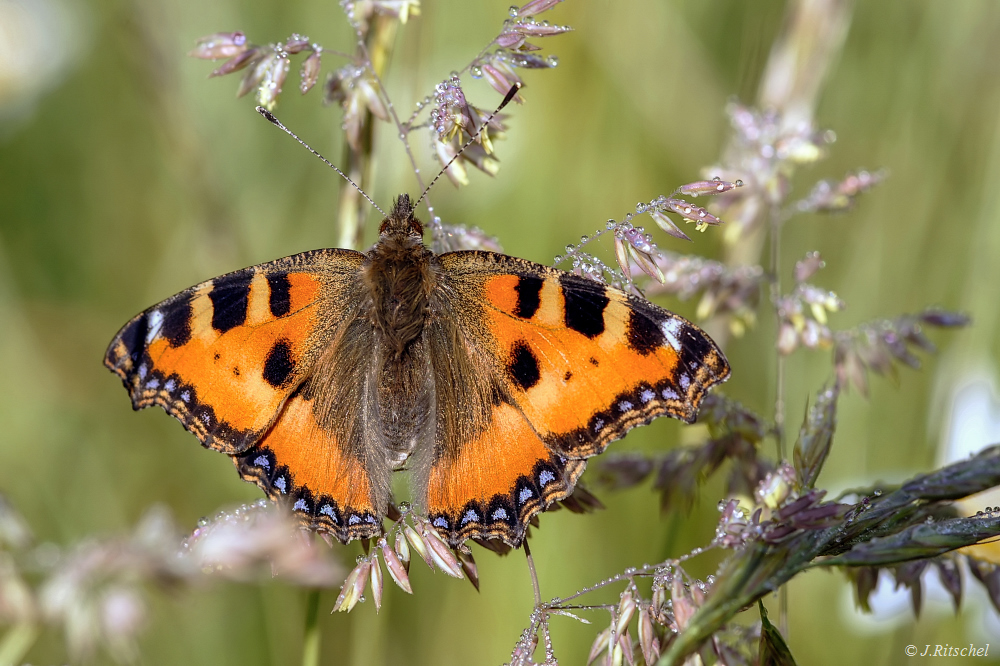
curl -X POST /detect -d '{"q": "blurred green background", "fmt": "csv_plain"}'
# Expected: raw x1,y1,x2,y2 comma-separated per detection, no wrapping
3,0,1000,663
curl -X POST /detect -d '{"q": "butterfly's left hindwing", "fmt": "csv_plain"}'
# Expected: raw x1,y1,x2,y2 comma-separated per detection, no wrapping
233,378,384,542
104,249,365,454
421,251,730,547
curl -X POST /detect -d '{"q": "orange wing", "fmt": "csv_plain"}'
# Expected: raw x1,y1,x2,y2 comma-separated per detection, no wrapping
104,249,364,454
420,251,729,547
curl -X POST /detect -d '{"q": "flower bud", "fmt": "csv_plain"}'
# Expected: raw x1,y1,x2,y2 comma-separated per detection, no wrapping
300,51,322,94
190,32,247,60
381,538,412,593
422,529,464,578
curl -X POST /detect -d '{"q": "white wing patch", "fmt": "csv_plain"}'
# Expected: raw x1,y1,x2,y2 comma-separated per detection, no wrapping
146,310,163,344
660,318,684,351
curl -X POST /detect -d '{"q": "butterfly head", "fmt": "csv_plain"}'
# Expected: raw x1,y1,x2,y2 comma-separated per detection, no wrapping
378,194,424,238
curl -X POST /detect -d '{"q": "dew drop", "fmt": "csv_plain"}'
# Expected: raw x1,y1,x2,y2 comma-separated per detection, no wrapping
580,234,589,243
565,244,575,254
509,5,519,17
606,219,616,230
546,55,559,67
470,65,483,79
873,489,882,497
553,255,563,263
735,179,744,187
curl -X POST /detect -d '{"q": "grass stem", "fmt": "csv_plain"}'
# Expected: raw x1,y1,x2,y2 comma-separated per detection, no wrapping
302,589,321,666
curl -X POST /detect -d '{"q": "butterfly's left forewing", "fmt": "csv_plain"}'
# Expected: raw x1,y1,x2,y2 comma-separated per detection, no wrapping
421,251,729,547
105,249,392,541
104,249,366,454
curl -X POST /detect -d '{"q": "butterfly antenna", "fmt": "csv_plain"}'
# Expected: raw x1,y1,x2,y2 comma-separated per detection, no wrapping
256,106,386,217
412,82,522,212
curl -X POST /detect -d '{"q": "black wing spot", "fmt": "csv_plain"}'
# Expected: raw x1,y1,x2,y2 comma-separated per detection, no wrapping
122,313,149,364
213,353,221,361
233,367,240,376
509,341,541,391
679,325,716,374
681,325,713,359
561,277,608,338
161,297,193,347
589,357,599,366
263,339,296,388
563,371,573,382
267,272,292,317
209,272,253,333
627,308,665,356
514,276,543,319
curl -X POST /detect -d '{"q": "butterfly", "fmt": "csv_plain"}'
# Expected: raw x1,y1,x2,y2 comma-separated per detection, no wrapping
104,193,730,548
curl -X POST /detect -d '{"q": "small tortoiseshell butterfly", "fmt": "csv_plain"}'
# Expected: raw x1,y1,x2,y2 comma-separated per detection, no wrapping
105,193,730,548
